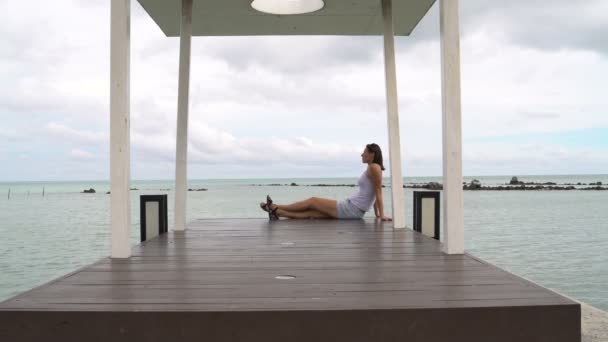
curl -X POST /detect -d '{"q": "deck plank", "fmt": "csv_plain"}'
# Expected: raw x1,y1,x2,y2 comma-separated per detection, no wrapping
0,218,580,342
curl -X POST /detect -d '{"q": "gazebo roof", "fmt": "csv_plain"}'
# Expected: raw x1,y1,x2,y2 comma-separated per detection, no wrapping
137,0,436,37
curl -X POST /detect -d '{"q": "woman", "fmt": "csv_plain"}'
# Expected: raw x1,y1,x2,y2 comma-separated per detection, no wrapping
260,143,392,221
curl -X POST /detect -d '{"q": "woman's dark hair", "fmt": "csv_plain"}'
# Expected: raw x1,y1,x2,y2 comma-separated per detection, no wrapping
365,143,385,171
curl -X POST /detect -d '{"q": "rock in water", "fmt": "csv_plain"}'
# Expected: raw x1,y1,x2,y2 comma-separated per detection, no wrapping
82,188,96,193
427,182,443,190
509,177,524,185
467,179,482,190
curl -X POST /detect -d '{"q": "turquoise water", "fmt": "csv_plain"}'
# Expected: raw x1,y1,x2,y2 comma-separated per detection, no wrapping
1,174,607,310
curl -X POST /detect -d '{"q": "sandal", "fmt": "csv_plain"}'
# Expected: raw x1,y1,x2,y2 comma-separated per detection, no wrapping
266,195,279,220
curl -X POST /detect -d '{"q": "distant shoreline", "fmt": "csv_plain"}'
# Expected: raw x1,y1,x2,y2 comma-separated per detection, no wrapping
2,176,608,193
249,179,608,191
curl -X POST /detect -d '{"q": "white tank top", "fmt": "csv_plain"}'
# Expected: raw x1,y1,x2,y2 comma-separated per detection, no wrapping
347,168,376,212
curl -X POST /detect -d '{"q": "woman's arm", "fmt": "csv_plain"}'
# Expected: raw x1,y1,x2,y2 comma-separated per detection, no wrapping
369,164,392,221
373,200,379,217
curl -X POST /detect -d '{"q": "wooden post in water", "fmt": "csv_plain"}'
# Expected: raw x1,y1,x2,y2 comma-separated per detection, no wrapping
7,188,10,200
42,185,45,197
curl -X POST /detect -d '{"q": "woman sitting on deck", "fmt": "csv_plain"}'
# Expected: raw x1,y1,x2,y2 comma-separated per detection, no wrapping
260,143,392,221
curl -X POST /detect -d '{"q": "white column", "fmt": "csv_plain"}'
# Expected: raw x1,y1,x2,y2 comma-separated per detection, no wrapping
174,0,193,231
440,0,464,254
110,0,131,258
381,0,406,229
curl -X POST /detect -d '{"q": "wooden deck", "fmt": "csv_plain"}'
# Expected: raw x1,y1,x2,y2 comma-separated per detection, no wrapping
0,218,580,341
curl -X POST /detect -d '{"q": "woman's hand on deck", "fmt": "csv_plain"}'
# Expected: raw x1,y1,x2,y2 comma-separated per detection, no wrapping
378,215,392,221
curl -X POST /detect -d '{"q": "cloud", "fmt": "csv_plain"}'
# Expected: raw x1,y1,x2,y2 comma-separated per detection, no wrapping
0,0,607,181
0,127,23,141
410,0,608,56
199,36,381,74
69,148,95,160
465,0,608,55
0,0,109,125
130,117,362,167
462,141,608,175
44,122,107,145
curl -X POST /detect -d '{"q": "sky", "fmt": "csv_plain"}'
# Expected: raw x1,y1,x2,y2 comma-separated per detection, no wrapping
0,0,607,181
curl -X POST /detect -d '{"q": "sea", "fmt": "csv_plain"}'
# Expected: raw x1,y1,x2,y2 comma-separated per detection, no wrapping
1,174,606,311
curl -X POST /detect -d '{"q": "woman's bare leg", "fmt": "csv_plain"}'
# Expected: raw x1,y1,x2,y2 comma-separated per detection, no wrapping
276,208,334,219
275,197,338,217
275,198,315,212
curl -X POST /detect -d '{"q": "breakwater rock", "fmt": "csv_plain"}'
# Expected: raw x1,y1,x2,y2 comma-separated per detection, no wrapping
249,178,607,191
406,182,443,190
251,183,387,188
405,179,607,191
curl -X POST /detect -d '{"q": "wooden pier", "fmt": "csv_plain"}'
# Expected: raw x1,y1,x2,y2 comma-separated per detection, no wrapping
0,218,580,341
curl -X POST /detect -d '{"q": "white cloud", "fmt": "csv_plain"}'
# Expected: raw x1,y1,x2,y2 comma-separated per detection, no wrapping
0,0,607,180
69,148,95,160
44,122,107,145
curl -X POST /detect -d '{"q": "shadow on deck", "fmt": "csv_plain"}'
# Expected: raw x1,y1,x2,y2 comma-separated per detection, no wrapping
0,218,580,341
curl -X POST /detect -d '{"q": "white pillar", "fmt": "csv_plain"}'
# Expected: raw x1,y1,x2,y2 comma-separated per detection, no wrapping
110,0,131,258
440,0,464,254
174,0,193,231
381,0,406,229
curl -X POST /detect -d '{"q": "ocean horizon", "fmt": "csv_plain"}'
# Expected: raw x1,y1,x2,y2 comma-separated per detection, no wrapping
3,173,608,184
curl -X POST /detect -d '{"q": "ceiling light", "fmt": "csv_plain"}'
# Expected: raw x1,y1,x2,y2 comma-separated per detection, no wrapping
251,0,325,15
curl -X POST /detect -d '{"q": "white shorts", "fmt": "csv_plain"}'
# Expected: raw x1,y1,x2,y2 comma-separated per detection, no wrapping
336,199,365,219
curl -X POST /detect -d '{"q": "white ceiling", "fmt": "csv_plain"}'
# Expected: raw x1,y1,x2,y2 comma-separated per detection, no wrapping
136,0,436,37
